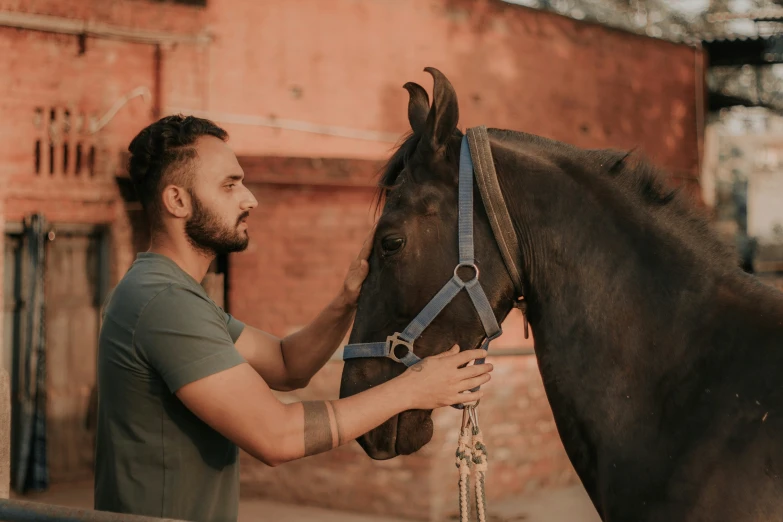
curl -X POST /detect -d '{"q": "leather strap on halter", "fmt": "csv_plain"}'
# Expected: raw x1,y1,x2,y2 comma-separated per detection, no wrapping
467,126,526,300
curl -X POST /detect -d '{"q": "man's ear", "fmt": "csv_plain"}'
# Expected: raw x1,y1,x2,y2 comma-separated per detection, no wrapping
160,185,191,219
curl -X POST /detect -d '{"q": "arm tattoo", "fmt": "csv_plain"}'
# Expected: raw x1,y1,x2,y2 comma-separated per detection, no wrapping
327,401,345,446
302,401,333,456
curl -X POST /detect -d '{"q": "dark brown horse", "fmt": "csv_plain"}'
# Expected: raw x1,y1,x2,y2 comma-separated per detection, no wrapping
339,67,783,521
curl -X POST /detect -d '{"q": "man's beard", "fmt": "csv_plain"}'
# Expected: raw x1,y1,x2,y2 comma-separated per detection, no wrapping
185,192,249,256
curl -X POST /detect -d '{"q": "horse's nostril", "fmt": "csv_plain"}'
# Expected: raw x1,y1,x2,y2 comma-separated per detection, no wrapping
393,344,410,360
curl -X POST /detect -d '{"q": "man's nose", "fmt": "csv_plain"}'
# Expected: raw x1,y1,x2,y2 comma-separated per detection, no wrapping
242,187,258,210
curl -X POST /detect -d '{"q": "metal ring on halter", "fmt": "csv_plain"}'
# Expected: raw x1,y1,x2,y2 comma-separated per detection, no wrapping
454,262,479,284
385,333,414,363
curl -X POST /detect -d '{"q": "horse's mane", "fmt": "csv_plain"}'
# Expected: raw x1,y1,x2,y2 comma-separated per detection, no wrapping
595,146,735,267
375,127,735,268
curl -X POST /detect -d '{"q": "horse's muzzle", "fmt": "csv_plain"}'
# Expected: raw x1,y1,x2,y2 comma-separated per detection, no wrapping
356,415,399,460
354,409,434,460
340,356,435,459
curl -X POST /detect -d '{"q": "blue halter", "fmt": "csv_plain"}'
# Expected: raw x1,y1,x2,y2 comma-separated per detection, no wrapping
342,130,504,385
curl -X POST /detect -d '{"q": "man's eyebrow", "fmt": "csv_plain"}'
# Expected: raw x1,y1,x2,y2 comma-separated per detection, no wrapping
223,173,244,182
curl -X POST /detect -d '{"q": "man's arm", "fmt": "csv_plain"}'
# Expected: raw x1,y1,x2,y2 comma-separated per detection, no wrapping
130,282,489,468
176,347,491,467
233,227,374,391
234,293,356,391
176,362,401,466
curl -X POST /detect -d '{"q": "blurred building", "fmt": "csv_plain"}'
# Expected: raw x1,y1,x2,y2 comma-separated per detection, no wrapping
0,0,705,519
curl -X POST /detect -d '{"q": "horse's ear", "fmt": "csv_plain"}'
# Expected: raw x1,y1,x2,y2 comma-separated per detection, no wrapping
420,67,459,155
403,82,429,135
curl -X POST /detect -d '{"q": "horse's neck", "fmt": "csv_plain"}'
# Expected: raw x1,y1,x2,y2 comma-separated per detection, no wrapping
507,181,721,446
518,217,726,511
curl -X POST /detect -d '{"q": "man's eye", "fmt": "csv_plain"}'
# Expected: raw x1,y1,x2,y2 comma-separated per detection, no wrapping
381,237,404,255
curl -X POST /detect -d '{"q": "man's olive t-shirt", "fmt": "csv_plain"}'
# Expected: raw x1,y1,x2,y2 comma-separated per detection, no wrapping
94,252,246,522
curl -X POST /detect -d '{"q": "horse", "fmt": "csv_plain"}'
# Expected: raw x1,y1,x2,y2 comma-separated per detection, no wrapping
339,67,783,521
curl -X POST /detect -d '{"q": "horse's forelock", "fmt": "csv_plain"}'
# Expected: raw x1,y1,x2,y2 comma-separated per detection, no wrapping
373,131,419,213
373,129,463,214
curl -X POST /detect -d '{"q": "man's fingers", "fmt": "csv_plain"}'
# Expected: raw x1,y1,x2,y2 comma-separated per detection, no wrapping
458,363,493,379
432,344,460,358
357,223,377,261
459,373,491,391
450,348,488,365
452,390,483,405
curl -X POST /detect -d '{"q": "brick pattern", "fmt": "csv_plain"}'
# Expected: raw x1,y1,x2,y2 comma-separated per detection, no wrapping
0,0,207,35
428,357,579,520
0,0,703,515
201,0,703,179
0,17,170,283
237,156,382,188
230,183,377,336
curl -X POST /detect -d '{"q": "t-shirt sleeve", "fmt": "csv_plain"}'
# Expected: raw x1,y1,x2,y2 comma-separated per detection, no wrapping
134,284,247,393
222,310,245,343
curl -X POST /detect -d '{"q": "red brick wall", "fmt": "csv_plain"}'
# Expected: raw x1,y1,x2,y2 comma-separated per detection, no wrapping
230,157,379,336
0,0,703,516
0,0,705,275
200,0,703,181
230,183,375,334
0,0,206,33
0,0,705,249
0,3,211,282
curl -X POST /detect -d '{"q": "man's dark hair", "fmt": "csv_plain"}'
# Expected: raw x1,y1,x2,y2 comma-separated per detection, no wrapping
127,114,228,228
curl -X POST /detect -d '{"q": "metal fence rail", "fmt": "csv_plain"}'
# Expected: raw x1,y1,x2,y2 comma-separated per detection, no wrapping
0,499,185,522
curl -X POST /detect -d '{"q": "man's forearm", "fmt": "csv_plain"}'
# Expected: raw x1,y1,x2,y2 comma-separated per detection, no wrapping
262,374,413,465
279,293,355,385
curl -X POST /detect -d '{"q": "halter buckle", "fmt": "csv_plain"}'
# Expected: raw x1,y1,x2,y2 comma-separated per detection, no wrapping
386,332,415,363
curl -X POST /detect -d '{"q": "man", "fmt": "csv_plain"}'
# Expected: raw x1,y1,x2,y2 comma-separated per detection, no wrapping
94,115,493,522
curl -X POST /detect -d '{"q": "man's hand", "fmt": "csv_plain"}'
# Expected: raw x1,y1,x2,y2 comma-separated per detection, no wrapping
400,345,492,409
340,224,375,309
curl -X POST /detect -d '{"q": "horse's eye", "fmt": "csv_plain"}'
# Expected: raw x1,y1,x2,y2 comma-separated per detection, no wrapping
381,237,404,255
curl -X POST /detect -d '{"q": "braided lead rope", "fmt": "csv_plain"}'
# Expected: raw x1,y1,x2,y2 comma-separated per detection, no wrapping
472,421,488,522
455,405,489,522
456,417,473,522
